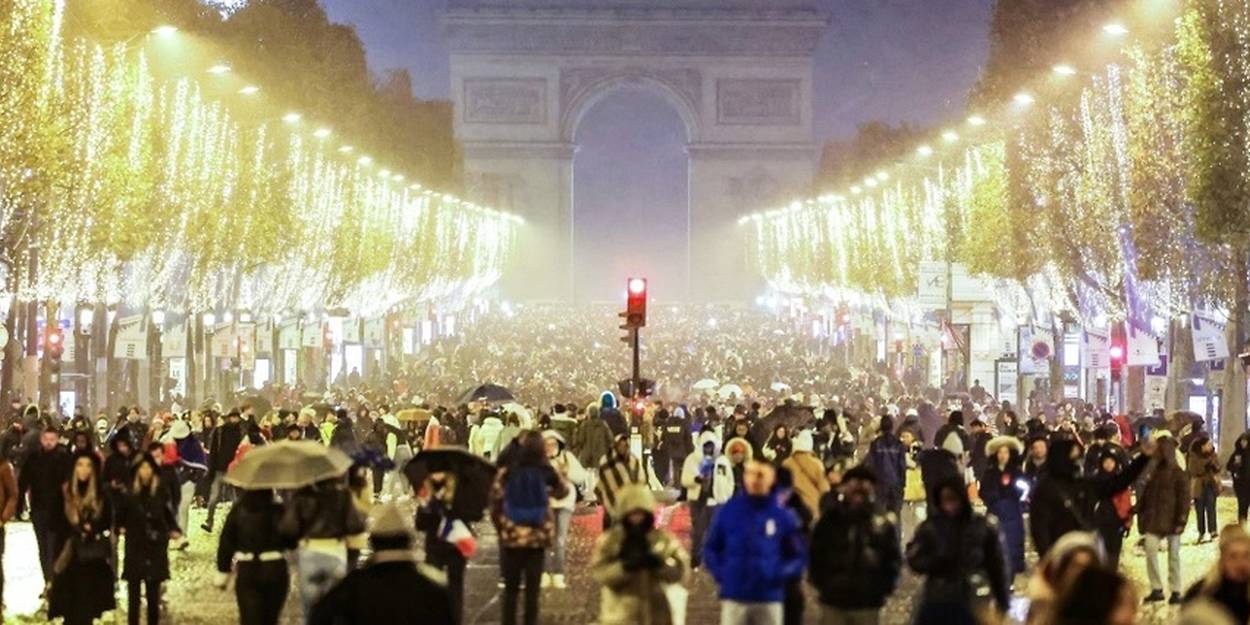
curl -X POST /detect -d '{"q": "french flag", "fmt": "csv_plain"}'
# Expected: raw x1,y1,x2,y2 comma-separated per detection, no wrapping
440,518,477,559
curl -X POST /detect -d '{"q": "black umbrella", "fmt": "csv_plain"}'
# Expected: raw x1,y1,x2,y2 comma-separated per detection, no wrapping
456,383,514,404
404,448,497,522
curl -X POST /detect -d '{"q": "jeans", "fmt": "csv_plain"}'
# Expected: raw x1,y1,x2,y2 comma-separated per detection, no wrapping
1144,533,1181,593
819,607,880,625
177,481,196,537
31,507,63,583
204,472,232,528
428,541,466,622
296,546,346,622
236,561,289,625
546,508,572,575
127,578,161,625
690,502,714,568
1195,484,1218,535
721,601,783,625
501,546,544,625
1098,524,1124,570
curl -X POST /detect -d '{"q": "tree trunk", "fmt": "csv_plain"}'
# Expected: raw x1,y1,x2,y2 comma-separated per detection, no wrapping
1219,248,1250,457
1166,317,1193,412
0,269,20,405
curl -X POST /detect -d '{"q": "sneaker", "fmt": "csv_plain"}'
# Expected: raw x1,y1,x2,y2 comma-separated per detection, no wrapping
552,574,567,590
540,573,551,589
1143,590,1165,603
1169,593,1182,605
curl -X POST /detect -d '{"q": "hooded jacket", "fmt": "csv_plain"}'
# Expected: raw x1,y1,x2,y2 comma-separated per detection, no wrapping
1138,438,1191,536
1229,432,1250,496
809,485,900,609
543,430,590,510
781,431,829,520
680,431,734,506
591,486,689,625
907,476,1011,614
469,415,504,459
1030,439,1148,555
703,489,807,603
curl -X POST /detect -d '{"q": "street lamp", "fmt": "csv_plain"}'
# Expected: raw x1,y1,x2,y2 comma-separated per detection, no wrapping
151,310,166,327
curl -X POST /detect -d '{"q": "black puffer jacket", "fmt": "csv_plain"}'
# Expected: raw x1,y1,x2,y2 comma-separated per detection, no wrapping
809,500,900,609
117,484,179,581
1029,439,1147,556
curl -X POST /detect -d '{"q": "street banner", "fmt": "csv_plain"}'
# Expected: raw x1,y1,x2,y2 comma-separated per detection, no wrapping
917,261,947,309
114,315,148,360
278,322,301,351
301,322,322,348
1018,326,1052,375
1191,311,1229,363
1145,375,1167,411
1085,328,1110,369
255,319,274,355
995,360,1018,403
342,318,361,344
363,317,385,348
162,324,187,359
1126,320,1161,367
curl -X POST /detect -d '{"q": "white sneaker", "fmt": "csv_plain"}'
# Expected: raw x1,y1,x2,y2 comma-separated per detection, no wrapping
540,573,552,588
552,574,567,589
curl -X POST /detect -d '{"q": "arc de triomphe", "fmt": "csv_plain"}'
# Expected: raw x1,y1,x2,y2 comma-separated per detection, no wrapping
442,0,829,301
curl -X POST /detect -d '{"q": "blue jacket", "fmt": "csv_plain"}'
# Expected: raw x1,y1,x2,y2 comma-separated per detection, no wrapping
703,493,807,603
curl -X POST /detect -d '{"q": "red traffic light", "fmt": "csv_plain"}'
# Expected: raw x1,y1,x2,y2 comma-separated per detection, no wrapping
44,327,64,360
1109,345,1124,361
624,277,647,328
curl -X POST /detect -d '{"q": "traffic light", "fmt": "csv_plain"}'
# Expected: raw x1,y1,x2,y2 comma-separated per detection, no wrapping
624,277,647,328
44,326,64,361
1110,323,1127,380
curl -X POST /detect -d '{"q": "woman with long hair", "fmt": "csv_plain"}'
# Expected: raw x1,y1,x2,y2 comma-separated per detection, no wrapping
49,451,115,625
117,453,181,625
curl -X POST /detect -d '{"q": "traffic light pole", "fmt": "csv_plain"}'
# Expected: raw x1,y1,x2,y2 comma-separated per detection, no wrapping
631,327,641,399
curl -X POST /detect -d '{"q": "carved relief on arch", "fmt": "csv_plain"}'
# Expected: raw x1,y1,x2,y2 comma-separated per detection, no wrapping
558,66,702,140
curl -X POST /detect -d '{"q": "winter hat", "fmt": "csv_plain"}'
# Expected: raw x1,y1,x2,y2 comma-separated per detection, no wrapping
541,429,566,451
792,430,815,453
369,503,416,551
169,419,192,440
1047,531,1106,570
941,431,965,456
600,391,617,411
985,435,1023,459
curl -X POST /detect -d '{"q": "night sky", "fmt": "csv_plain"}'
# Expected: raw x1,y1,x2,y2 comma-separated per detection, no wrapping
320,0,996,301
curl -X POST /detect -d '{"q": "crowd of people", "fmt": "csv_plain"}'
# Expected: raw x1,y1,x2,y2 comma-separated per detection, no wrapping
1,304,1248,625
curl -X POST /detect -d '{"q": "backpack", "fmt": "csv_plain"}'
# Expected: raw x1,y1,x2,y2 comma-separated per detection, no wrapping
503,466,550,527
1112,488,1133,530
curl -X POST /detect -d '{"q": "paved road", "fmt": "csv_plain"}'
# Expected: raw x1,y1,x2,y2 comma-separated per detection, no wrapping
3,496,1232,624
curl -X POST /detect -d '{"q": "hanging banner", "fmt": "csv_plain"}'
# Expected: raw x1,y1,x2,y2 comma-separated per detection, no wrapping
1192,311,1229,363
1126,320,1161,367
278,322,301,351
255,320,274,355
162,324,187,359
236,323,256,360
114,316,148,360
363,317,385,348
995,359,1018,403
342,318,362,344
1018,326,1053,375
1085,328,1110,369
301,322,322,348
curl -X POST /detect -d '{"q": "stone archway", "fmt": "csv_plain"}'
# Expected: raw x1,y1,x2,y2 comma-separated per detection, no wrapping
443,0,829,301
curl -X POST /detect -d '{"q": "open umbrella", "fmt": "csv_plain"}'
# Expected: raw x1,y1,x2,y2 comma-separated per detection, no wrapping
770,382,791,393
404,448,497,522
456,383,514,404
718,383,744,400
225,440,352,490
692,378,719,391
396,408,432,423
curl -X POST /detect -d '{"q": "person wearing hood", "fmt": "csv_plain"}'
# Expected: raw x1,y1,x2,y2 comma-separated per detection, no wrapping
723,436,755,496
591,485,689,625
548,404,579,455
762,424,793,465
543,429,589,589
1188,434,1221,544
329,408,360,454
104,430,135,504
170,417,207,548
1182,523,1250,624
681,429,734,569
866,415,906,521
808,464,901,625
933,411,970,459
117,452,181,625
1029,437,1150,559
980,435,1027,577
600,392,628,438
655,407,693,487
907,475,1011,623
704,459,807,625
1023,433,1048,483
1228,432,1250,523
1024,531,1107,625
469,411,505,461
596,434,647,529
1138,434,1191,603
310,504,456,625
781,430,828,523
573,403,614,472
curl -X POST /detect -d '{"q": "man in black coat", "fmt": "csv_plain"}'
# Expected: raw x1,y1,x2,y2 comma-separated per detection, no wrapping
655,408,693,487
809,464,901,624
311,503,456,625
18,427,71,585
202,409,244,532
